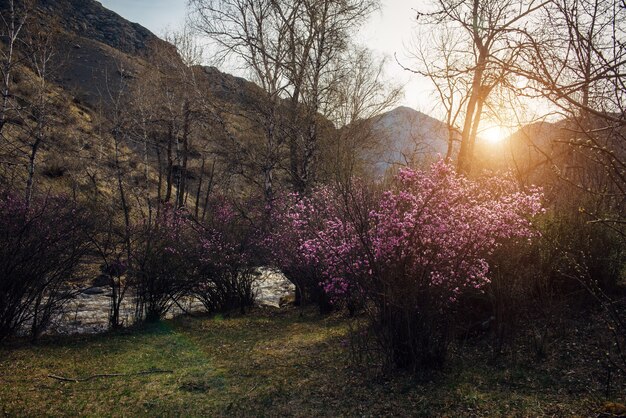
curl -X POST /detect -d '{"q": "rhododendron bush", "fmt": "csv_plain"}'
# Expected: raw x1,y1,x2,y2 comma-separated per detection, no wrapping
269,161,544,369
191,195,258,314
0,193,90,341
131,197,258,321
267,185,352,310
131,205,197,322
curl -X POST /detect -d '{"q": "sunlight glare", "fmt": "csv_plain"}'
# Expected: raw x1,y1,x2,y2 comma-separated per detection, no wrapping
482,125,509,144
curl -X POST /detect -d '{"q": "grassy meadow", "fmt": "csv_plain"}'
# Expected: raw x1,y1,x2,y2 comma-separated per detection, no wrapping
1,307,622,417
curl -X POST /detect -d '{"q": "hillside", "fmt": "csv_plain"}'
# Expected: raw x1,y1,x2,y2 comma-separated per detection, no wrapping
32,0,180,107
0,0,298,206
2,0,474,192
4,0,611,205
37,0,171,56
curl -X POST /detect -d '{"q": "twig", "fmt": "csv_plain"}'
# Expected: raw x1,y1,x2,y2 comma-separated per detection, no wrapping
47,369,173,382
171,296,197,317
246,383,259,395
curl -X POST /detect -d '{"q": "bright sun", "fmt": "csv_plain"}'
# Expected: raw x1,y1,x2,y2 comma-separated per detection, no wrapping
482,125,509,144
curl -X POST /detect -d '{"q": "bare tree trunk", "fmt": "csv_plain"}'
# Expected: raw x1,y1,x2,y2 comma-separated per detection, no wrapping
23,30,55,207
165,123,174,202
178,101,190,208
201,159,216,223
25,133,42,206
195,155,205,219
155,139,163,212
456,53,486,175
113,130,131,235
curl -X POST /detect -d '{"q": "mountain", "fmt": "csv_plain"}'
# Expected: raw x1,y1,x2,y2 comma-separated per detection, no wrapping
1,0,472,195
27,0,180,107
497,117,625,200
475,121,564,169
364,106,459,175
23,0,272,113
2,0,579,197
367,105,574,187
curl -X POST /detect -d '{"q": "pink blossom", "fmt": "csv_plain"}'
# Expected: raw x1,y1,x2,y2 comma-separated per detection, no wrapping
266,160,544,306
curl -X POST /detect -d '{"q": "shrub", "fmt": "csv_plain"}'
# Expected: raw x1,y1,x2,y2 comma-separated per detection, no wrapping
544,208,624,291
266,188,350,312
191,196,257,314
0,192,90,341
130,198,258,322
103,258,128,328
131,206,195,322
277,161,544,370
481,236,552,354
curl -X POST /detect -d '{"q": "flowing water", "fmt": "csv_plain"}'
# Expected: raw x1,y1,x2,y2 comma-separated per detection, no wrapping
43,268,295,335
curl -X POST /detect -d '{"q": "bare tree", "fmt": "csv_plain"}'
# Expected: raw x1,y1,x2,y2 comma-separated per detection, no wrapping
190,0,289,201
414,0,549,174
403,28,469,161
190,0,380,197
129,38,196,209
279,0,378,192
504,0,626,235
22,28,55,205
322,45,401,182
0,0,28,137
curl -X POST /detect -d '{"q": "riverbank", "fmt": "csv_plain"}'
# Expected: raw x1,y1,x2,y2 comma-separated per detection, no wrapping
31,269,295,336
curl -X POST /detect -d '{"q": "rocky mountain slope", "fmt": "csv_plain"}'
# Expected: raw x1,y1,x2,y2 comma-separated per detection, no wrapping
37,0,171,56
26,0,464,176
474,121,565,173
0,0,281,200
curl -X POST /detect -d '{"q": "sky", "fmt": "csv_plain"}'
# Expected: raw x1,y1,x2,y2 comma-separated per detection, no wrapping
99,0,189,34
358,1,431,112
99,0,433,112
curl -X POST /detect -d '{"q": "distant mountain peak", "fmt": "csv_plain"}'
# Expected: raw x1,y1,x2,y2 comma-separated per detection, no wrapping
364,106,458,174
390,105,417,113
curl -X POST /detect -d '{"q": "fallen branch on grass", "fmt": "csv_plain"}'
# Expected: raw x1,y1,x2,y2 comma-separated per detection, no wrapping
47,369,173,382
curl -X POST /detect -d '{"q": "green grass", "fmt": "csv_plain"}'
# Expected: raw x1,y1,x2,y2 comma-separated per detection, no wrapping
0,307,620,417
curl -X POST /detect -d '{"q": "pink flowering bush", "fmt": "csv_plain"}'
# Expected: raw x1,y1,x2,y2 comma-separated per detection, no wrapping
270,160,544,369
131,205,197,322
132,196,259,322
0,192,90,341
266,186,364,312
191,195,258,314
